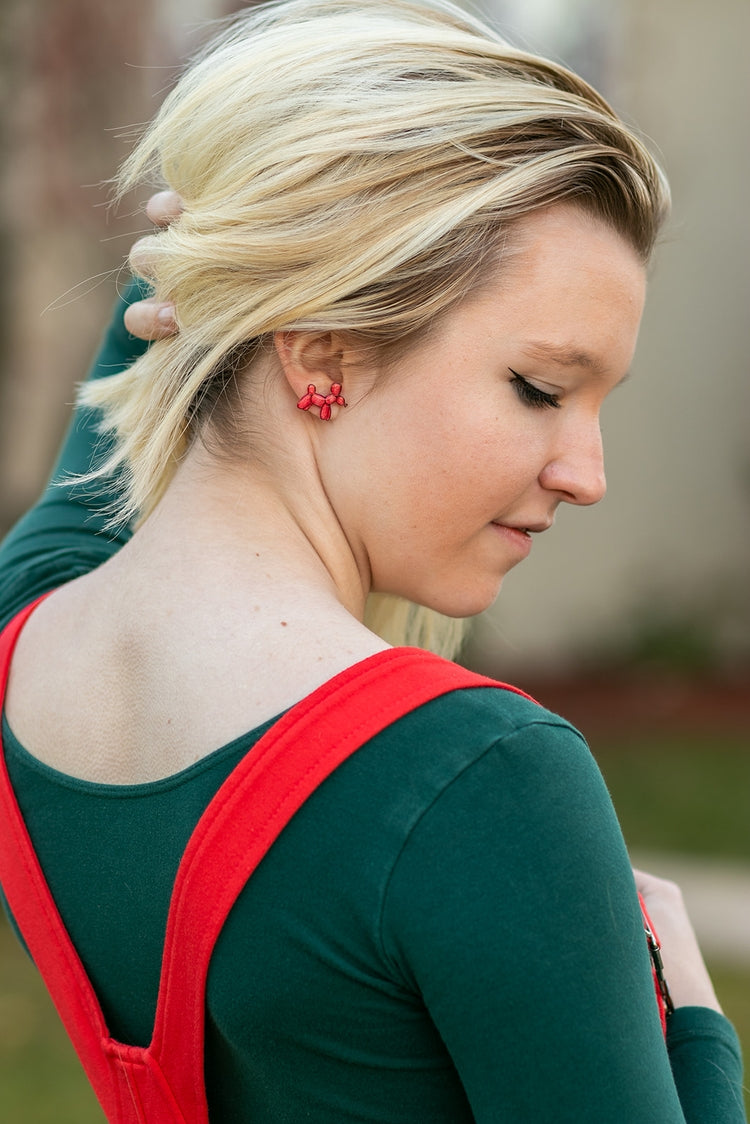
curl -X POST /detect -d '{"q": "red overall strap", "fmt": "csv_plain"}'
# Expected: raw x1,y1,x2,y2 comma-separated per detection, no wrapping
0,595,162,1121
0,596,509,1122
151,645,512,1121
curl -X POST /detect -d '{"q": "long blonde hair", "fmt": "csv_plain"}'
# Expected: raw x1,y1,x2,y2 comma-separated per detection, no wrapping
81,0,669,657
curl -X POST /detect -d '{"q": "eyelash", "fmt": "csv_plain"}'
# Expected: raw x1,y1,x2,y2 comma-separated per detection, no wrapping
508,368,561,410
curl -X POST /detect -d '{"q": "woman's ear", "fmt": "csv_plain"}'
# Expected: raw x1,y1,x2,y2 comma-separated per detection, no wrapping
273,331,347,400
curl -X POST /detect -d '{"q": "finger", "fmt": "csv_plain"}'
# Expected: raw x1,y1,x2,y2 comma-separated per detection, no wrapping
124,298,177,341
128,235,161,280
632,868,681,897
145,190,184,228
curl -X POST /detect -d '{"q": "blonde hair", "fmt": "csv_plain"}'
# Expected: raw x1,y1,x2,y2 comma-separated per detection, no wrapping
81,0,669,658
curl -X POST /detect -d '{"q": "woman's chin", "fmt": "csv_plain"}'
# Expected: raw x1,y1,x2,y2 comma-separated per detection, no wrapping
428,576,505,620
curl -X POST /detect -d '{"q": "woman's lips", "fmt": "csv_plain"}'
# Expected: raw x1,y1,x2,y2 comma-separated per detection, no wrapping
490,522,533,557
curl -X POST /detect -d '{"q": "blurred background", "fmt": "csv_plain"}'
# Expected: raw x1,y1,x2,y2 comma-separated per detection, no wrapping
0,0,748,1119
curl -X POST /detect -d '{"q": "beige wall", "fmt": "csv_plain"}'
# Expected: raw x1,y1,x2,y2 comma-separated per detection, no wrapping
468,0,750,674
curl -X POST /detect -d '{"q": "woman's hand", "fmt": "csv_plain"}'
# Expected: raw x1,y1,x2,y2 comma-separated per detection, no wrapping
633,867,723,1013
123,191,182,340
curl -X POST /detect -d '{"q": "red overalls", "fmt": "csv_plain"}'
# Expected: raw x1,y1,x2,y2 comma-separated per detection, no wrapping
0,596,668,1122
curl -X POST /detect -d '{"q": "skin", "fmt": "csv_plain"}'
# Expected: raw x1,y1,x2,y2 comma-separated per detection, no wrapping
6,202,722,1014
123,192,181,340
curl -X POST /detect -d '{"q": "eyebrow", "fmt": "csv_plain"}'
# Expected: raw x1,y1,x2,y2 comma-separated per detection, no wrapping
521,340,610,377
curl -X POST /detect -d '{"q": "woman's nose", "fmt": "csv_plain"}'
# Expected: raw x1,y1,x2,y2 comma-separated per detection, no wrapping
539,422,607,506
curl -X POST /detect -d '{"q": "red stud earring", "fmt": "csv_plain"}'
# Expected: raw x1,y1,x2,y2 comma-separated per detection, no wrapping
296,382,346,421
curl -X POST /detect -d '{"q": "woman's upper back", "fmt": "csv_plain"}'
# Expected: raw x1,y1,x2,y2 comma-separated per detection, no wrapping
2,513,389,785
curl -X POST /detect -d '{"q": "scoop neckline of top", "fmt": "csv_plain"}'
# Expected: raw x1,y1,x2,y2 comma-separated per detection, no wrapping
0,595,410,794
0,705,287,797
1,634,437,794
1,596,469,795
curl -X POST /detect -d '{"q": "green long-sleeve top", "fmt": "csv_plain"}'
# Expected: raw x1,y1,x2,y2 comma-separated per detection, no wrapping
0,283,745,1122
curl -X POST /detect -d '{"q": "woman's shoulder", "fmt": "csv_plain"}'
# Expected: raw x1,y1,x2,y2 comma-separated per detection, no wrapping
379,664,588,760
328,665,598,830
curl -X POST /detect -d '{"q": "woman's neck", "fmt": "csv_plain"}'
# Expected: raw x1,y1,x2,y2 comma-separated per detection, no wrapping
130,439,371,622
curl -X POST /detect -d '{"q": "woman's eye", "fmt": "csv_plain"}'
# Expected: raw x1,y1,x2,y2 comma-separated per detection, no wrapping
508,368,561,410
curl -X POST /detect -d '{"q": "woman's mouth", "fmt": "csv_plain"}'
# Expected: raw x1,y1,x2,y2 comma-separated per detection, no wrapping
489,522,533,557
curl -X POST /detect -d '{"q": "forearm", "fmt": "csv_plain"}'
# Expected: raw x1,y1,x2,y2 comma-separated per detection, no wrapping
668,1008,746,1123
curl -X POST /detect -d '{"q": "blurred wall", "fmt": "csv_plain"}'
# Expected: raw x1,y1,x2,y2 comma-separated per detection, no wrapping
0,0,160,528
0,0,747,675
468,0,750,675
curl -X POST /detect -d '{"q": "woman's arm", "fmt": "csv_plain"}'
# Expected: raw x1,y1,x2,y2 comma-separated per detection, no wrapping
380,719,746,1123
0,279,150,629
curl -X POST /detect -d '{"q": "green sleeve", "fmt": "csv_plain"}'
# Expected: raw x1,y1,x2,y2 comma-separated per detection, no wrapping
380,719,746,1123
0,279,150,629
667,1008,747,1121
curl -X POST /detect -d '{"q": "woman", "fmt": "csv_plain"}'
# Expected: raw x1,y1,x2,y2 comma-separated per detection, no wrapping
0,0,744,1120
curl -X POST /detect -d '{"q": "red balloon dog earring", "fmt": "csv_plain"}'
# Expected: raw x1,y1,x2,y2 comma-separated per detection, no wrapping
296,383,346,421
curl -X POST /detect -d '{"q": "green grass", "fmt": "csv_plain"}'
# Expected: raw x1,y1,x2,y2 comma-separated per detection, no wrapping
592,733,750,860
0,918,105,1122
710,962,750,1060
